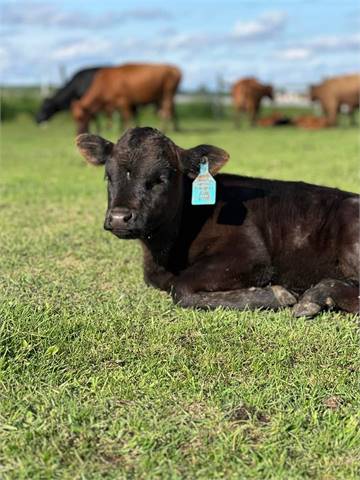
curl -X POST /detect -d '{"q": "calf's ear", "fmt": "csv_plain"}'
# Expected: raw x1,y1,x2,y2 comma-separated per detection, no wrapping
179,144,229,178
76,134,114,166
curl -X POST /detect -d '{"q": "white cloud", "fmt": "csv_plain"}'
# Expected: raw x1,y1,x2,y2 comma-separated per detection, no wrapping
277,48,312,61
1,1,172,29
310,33,360,51
277,33,360,62
120,8,171,21
164,33,214,50
52,39,112,61
233,11,287,40
121,10,289,55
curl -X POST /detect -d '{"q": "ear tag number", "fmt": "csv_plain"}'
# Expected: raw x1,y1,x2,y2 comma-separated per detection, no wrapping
191,157,216,205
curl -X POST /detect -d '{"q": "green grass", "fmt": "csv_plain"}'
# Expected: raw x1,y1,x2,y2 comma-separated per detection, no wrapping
0,112,359,479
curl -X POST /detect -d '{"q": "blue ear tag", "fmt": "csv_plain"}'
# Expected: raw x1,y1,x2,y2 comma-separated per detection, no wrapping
191,157,216,205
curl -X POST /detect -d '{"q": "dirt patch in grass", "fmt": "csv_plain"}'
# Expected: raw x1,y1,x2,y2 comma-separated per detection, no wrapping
322,395,344,410
225,403,271,425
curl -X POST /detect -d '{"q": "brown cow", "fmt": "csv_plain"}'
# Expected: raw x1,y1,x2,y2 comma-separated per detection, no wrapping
232,77,273,127
310,74,360,126
71,63,182,134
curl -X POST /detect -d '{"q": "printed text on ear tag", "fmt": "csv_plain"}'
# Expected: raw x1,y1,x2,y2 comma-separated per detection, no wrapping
191,158,216,205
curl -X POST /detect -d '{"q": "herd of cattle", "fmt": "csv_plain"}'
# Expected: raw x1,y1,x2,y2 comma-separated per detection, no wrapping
36,63,360,133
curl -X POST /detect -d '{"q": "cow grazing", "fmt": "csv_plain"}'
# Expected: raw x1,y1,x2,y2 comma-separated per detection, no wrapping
232,77,273,127
76,127,359,317
36,67,109,125
310,74,360,126
71,63,182,135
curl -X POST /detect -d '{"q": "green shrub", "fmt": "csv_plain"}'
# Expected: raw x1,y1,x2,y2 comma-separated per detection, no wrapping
0,93,41,122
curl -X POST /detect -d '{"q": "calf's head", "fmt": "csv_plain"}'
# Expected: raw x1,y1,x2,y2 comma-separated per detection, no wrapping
76,127,229,239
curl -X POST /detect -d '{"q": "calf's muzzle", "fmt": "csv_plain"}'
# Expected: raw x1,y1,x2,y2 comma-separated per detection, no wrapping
104,207,136,232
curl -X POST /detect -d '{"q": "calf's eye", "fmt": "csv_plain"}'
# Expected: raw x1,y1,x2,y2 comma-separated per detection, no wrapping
146,176,165,190
126,170,131,180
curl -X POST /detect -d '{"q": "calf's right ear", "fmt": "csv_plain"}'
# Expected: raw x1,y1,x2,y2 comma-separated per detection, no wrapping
179,144,229,178
76,134,114,166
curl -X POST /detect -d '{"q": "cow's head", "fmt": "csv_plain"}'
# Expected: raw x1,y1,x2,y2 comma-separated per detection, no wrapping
264,85,274,100
35,98,58,123
309,85,320,101
76,127,229,239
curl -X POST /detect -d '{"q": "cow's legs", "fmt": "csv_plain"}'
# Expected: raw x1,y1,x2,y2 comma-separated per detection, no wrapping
349,107,358,126
171,104,179,132
105,112,113,130
249,102,259,127
94,114,102,134
324,100,338,126
158,98,175,132
76,119,90,135
124,106,134,129
234,107,242,128
172,285,297,311
133,106,140,127
293,279,359,318
118,101,134,131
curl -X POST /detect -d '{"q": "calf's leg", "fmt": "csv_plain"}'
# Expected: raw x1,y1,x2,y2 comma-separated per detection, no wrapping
145,249,295,312
172,285,297,311
293,279,359,318
166,253,297,311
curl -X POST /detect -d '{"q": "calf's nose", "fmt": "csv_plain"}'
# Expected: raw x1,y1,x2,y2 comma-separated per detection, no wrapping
105,208,135,231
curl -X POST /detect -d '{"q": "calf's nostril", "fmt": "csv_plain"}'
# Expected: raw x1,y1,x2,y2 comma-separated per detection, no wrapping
123,212,132,223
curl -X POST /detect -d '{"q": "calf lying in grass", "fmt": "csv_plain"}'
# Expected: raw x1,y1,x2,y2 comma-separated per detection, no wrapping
76,127,359,317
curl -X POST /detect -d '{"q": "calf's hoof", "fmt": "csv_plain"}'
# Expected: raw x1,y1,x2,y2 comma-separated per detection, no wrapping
271,286,297,307
292,301,321,318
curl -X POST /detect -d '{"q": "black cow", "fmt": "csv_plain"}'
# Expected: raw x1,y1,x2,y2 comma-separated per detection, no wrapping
36,67,109,124
76,127,359,317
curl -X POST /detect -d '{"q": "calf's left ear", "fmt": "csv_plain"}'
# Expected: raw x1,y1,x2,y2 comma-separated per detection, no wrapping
179,144,229,178
76,134,114,166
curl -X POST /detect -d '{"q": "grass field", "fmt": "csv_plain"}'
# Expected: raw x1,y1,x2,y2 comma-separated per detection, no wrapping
1,111,359,479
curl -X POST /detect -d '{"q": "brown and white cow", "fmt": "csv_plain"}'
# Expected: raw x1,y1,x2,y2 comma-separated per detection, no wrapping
76,127,359,317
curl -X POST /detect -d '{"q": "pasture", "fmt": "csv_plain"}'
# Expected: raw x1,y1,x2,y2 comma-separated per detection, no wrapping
1,110,359,479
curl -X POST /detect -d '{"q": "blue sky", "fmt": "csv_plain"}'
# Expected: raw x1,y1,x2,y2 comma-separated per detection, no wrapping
0,0,359,90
